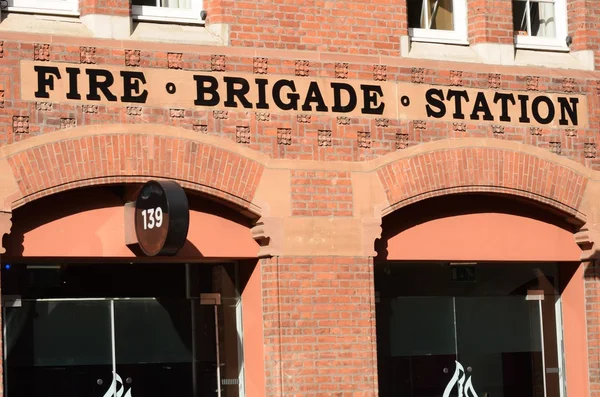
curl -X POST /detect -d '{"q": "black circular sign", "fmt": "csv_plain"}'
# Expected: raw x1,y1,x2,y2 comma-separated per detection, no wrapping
134,180,190,256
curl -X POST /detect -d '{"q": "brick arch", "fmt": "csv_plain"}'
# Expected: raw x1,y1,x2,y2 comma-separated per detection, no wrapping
376,141,590,222
1,124,268,215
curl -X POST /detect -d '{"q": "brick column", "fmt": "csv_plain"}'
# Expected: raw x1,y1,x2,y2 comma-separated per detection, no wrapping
261,256,378,396
568,0,600,70
79,0,131,39
468,0,514,63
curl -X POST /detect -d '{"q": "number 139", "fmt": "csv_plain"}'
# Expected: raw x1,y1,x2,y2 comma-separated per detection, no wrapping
141,207,163,230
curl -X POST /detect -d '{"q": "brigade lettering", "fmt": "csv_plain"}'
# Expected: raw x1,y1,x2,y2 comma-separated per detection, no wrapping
21,61,588,128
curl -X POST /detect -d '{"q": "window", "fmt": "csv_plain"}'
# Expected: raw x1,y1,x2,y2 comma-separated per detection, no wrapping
5,0,78,15
406,0,468,44
132,0,204,24
513,0,568,51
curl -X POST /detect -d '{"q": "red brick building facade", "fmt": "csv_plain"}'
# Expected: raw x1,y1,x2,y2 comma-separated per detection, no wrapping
0,0,599,396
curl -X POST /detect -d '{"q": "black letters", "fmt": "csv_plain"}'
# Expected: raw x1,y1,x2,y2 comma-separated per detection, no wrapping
331,82,357,113
193,75,220,106
493,93,515,122
517,95,531,123
86,69,117,102
272,80,300,111
531,96,555,125
302,82,328,112
120,71,148,103
224,77,252,109
34,66,61,99
255,79,269,109
65,68,81,100
425,88,446,118
558,97,579,126
446,90,470,119
470,92,494,121
360,85,385,115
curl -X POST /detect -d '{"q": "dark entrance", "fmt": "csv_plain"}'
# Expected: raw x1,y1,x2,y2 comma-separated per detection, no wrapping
375,262,565,397
1,262,244,397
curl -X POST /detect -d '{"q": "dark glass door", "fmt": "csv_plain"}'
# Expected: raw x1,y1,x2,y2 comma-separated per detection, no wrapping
4,300,113,397
375,262,564,397
4,297,222,397
113,299,219,397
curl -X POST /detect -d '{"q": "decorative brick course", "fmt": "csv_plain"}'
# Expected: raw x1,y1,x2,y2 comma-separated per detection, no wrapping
80,47,96,64
34,44,50,61
125,50,141,67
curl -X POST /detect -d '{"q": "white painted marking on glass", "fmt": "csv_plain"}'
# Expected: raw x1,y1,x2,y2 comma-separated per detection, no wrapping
443,361,479,397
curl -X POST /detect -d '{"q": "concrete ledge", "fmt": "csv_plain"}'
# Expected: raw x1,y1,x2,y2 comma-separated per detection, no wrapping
81,14,131,39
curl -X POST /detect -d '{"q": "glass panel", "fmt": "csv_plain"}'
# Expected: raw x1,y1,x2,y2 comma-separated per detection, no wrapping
375,262,563,397
5,300,112,397
131,0,192,9
408,0,455,31
455,297,544,397
513,1,529,35
380,296,457,396
114,299,218,397
530,1,556,37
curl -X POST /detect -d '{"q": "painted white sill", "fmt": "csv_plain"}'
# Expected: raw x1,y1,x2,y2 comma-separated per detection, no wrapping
410,35,470,46
133,14,204,25
515,41,570,53
3,6,79,16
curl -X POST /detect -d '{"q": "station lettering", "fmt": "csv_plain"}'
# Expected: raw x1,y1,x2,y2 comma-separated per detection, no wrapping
425,88,579,126
22,61,588,128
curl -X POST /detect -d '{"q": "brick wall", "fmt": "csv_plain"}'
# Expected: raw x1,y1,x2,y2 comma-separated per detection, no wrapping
208,0,407,54
261,256,378,396
290,171,353,216
467,0,513,44
1,36,600,169
568,0,600,68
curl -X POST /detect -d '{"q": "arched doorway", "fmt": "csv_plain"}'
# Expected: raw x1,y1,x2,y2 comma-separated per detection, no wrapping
0,184,262,397
374,193,587,397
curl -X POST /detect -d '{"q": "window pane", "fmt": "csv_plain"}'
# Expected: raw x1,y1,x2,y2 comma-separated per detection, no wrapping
513,1,529,34
132,0,192,8
530,1,556,37
408,0,455,31
5,301,113,397
132,0,156,6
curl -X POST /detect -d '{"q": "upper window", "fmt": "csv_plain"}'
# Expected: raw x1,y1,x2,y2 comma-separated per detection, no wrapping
5,0,78,14
407,0,468,44
131,0,204,24
513,0,568,51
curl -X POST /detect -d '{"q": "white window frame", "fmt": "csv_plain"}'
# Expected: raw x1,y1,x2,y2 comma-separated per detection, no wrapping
408,0,469,45
132,0,204,25
513,0,569,52
5,0,78,15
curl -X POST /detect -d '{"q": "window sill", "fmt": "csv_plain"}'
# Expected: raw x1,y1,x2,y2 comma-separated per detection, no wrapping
3,6,79,16
0,11,90,36
130,20,223,45
515,41,570,53
133,14,204,26
410,35,470,46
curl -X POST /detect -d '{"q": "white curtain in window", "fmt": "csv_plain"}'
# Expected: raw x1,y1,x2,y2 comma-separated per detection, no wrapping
533,1,556,37
164,0,191,9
